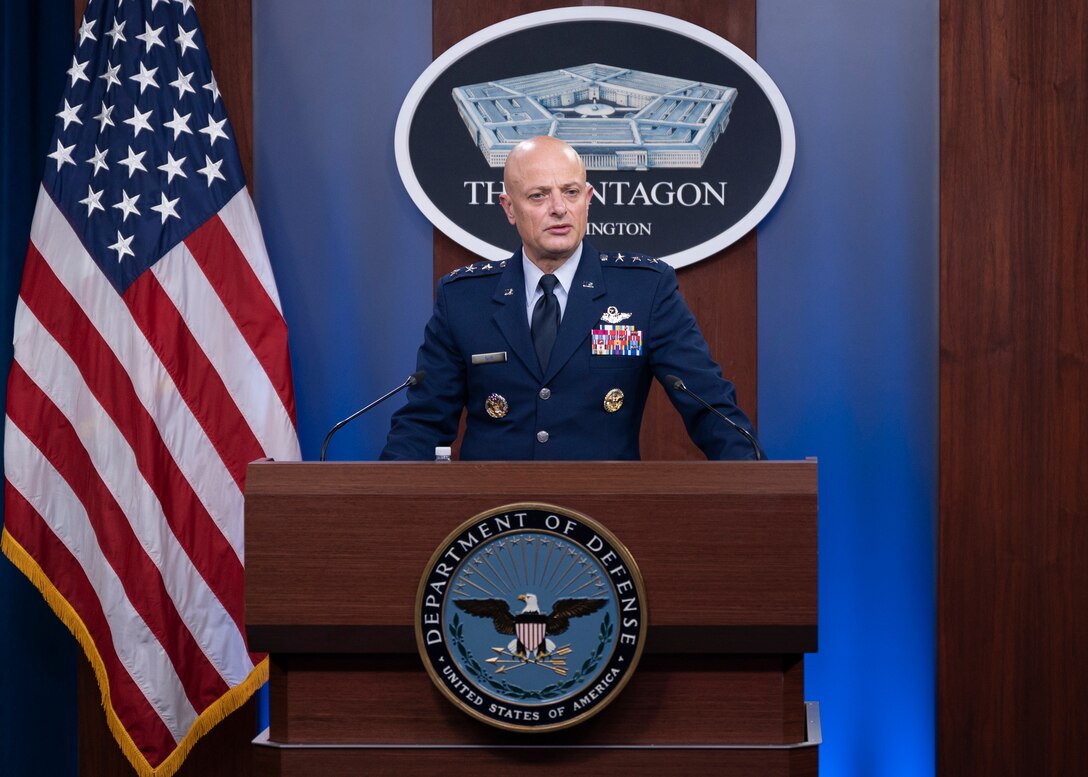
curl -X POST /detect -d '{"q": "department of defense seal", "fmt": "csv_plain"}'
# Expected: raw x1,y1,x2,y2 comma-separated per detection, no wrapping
416,503,648,732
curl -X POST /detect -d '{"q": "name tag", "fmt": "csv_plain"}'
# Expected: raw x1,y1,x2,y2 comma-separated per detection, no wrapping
471,351,508,365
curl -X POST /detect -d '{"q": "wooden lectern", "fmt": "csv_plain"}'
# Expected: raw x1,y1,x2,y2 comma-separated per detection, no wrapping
245,460,818,775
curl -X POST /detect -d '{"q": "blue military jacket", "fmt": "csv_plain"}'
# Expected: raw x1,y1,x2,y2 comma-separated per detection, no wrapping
380,241,757,460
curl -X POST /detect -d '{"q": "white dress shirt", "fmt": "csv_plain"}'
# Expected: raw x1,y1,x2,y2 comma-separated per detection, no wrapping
522,243,583,327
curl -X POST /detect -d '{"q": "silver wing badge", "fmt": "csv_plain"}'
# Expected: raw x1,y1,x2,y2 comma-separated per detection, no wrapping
600,306,632,324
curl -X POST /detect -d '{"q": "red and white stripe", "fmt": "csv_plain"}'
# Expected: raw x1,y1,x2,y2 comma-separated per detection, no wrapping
517,622,547,653
4,185,299,766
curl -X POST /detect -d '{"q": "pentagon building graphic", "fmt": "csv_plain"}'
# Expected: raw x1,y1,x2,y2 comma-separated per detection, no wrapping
452,64,738,170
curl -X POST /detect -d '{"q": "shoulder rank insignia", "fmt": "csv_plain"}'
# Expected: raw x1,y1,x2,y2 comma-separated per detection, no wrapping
448,260,505,279
599,252,661,267
601,306,632,324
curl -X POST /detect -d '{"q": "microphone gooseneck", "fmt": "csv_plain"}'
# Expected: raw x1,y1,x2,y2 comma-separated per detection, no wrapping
663,374,765,461
319,371,426,461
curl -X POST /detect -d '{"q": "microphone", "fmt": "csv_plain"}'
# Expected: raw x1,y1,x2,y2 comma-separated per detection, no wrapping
663,374,765,461
319,371,425,461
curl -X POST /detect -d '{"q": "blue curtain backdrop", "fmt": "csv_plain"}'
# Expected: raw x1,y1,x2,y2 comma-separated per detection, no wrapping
0,2,936,774
252,0,434,461
0,2,79,775
757,3,938,774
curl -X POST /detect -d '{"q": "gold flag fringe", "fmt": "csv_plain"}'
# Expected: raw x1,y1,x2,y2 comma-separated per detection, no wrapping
2,528,269,777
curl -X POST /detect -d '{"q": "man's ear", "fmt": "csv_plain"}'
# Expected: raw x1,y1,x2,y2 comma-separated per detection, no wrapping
499,193,516,225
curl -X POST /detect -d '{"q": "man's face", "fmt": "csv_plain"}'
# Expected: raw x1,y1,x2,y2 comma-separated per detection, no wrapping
499,141,593,268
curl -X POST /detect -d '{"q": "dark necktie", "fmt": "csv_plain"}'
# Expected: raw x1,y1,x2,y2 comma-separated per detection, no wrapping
531,274,560,371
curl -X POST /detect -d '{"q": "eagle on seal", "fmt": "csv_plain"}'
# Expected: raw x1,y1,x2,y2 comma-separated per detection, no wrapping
454,593,606,658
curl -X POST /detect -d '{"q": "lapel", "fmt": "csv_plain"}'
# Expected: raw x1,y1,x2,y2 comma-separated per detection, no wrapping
543,241,607,383
490,250,541,379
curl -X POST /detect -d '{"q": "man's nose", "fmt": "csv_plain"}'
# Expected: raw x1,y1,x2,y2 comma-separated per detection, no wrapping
548,191,567,214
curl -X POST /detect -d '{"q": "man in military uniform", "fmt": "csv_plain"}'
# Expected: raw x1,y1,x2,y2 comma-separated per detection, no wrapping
380,135,759,461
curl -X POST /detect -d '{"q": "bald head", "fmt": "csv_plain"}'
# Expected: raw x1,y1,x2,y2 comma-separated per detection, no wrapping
503,136,586,191
499,136,593,271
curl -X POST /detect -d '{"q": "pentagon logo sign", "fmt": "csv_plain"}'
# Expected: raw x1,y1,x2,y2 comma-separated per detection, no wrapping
416,504,647,731
396,7,795,268
451,63,738,171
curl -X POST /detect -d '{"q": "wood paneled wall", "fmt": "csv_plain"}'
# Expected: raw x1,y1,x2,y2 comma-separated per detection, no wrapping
939,1,1088,773
432,0,759,461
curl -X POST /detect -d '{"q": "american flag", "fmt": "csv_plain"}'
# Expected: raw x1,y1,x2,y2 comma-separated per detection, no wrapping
2,1,300,774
